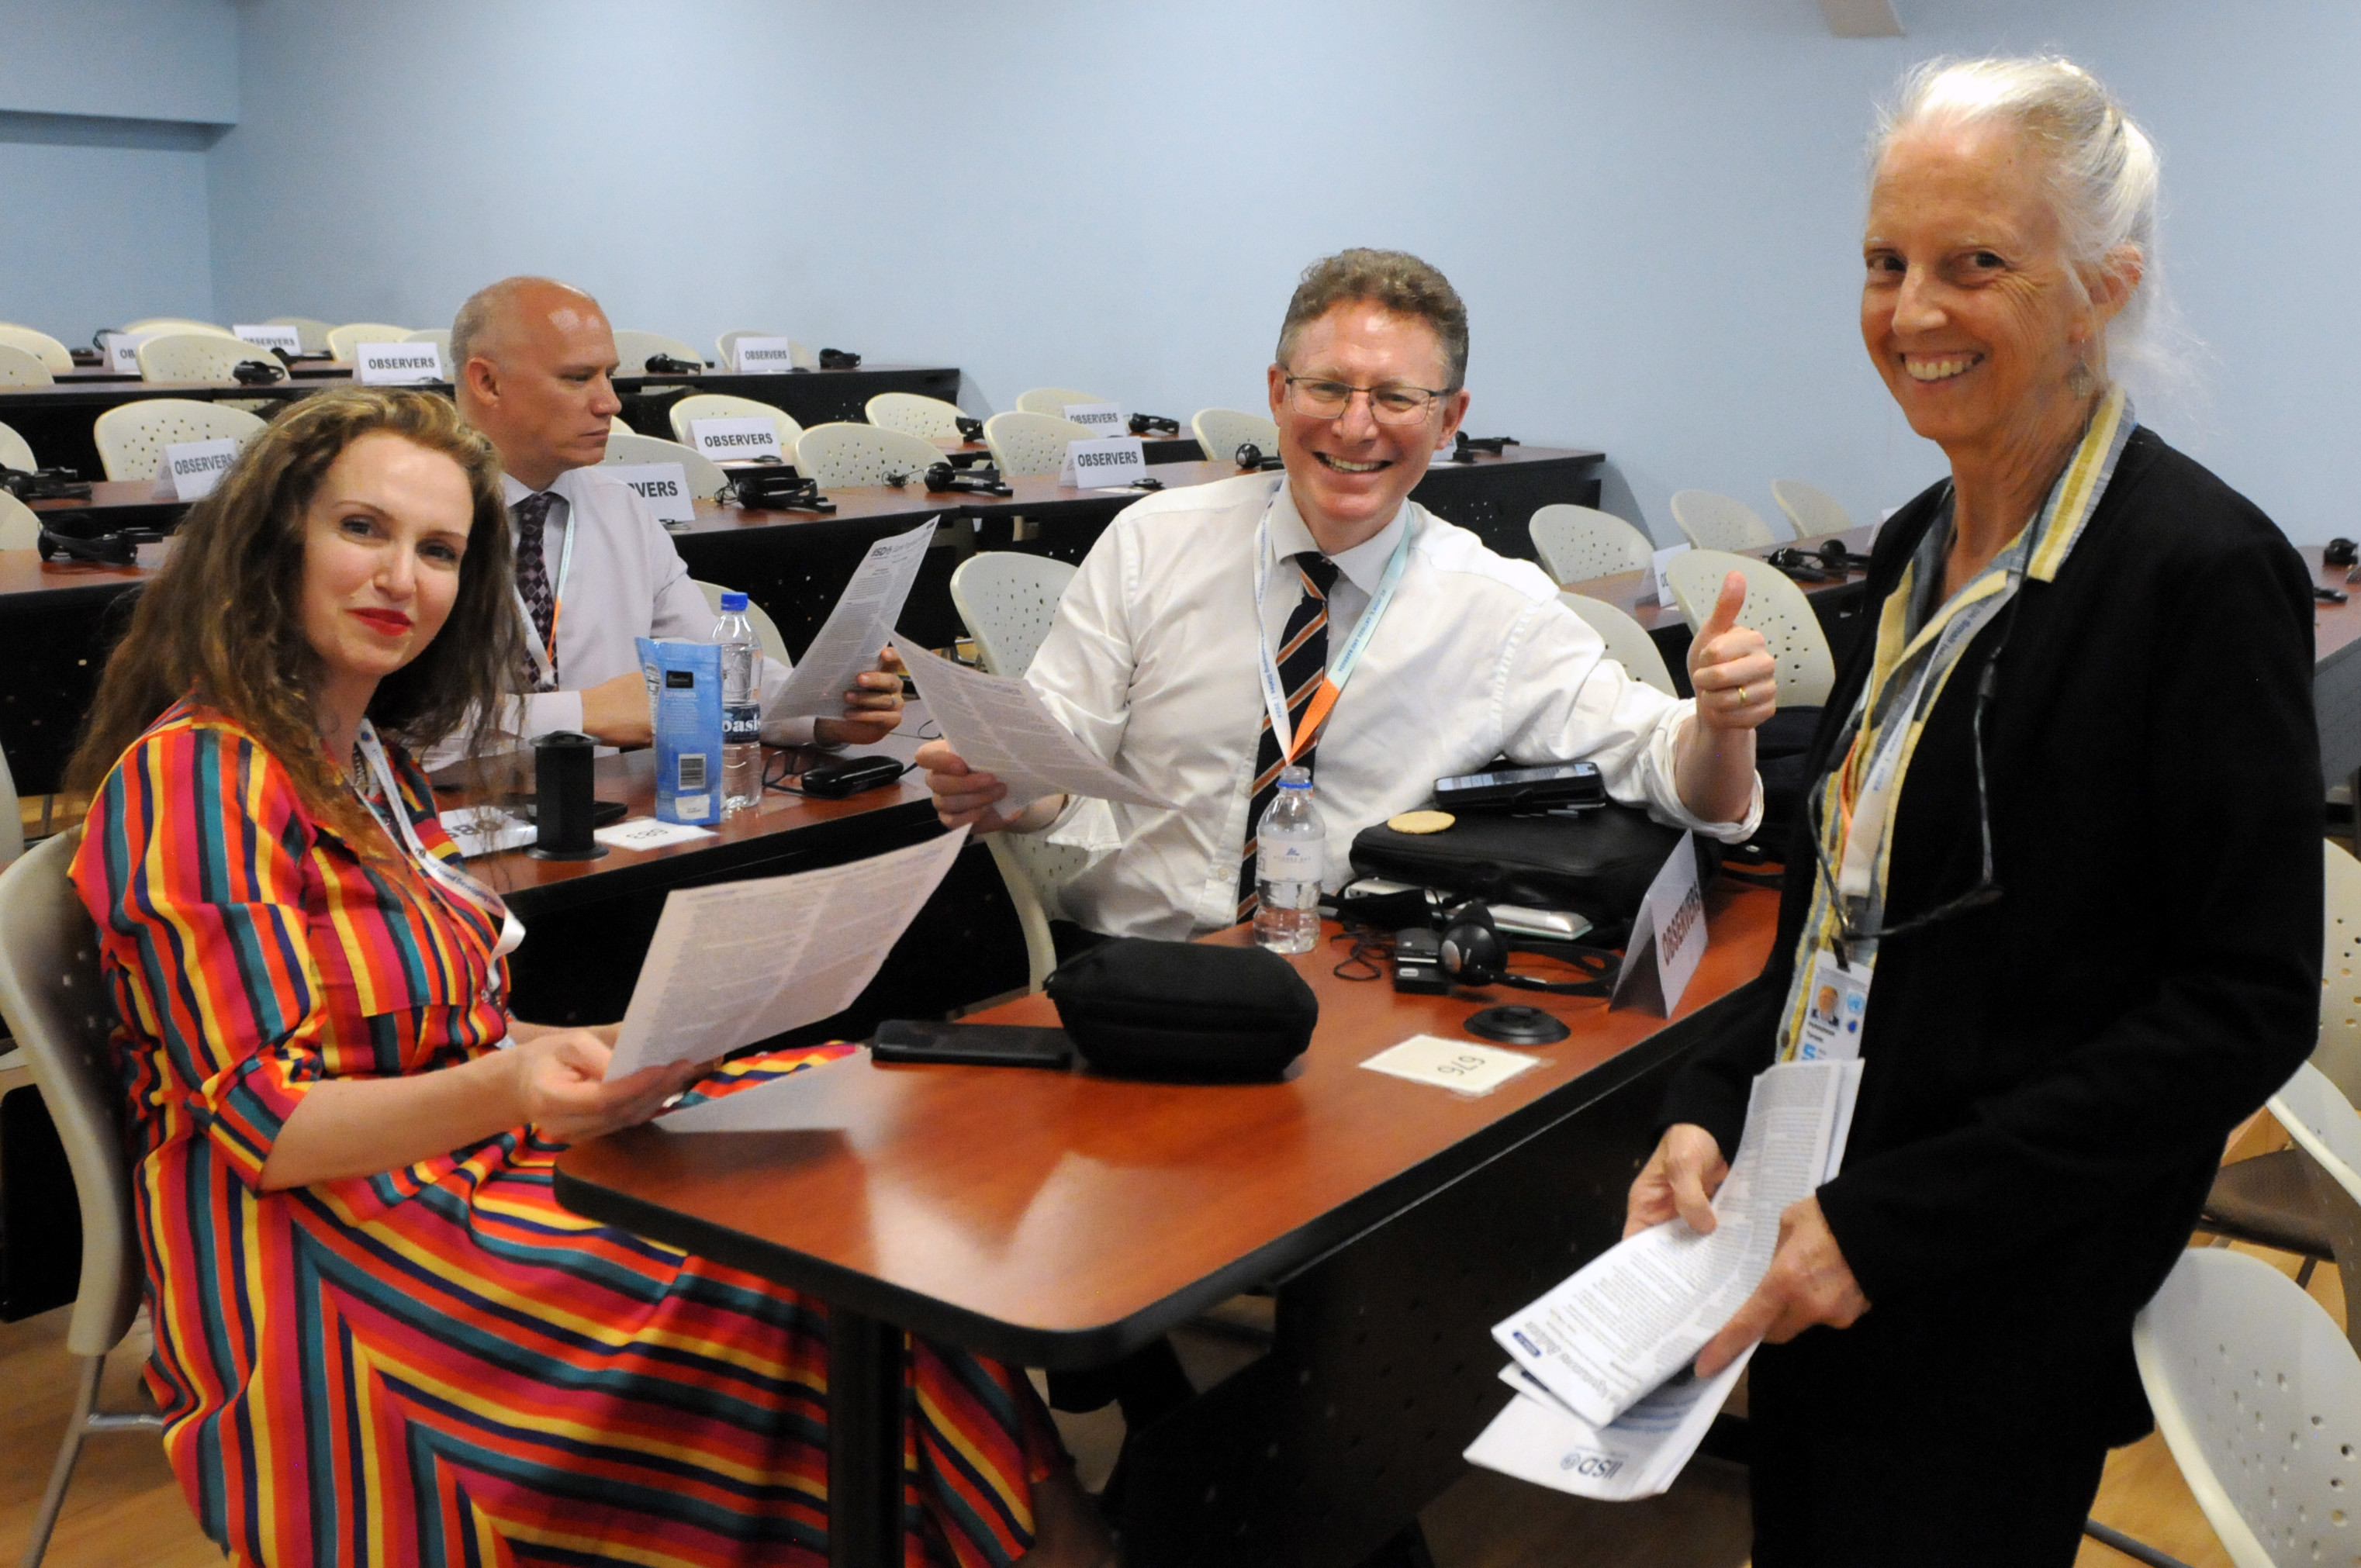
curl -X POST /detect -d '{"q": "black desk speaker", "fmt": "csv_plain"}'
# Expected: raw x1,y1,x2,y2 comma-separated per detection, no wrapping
527,731,607,862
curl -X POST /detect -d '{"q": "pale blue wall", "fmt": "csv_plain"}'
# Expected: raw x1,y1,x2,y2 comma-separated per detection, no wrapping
0,0,237,338
191,1,2361,542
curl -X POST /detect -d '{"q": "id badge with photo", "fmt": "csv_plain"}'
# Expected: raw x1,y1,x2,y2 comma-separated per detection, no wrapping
1797,947,1873,1062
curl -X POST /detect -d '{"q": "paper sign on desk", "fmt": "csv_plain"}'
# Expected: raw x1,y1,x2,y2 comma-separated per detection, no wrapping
688,416,785,465
1647,544,1691,606
604,462,698,524
766,519,935,720
102,333,158,374
1057,436,1147,489
354,340,444,385
1060,402,1126,438
437,806,535,858
1360,1034,1543,1097
232,324,301,356
1608,832,1706,1017
606,827,970,1078
150,438,241,501
595,817,717,853
731,337,801,374
893,639,1177,813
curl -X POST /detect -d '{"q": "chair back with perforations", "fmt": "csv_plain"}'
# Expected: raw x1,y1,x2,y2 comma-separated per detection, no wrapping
0,325,72,374
1530,504,1654,585
1015,386,1110,418
0,831,142,1359
717,330,814,371
690,581,790,665
0,420,36,473
2135,1245,2361,1568
599,431,729,501
613,330,703,373
400,327,451,360
123,317,232,338
793,423,943,489
2315,841,2361,1102
326,322,412,361
668,394,804,452
1670,489,1785,551
1191,407,1280,465
92,399,267,482
866,392,968,442
0,492,40,554
985,411,1094,479
1771,478,1855,541
1557,592,1678,698
0,344,53,389
1663,548,1834,707
265,316,334,354
135,333,263,385
952,552,1076,680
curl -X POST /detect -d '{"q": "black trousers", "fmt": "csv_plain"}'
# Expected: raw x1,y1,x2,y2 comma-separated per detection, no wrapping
1746,1307,2125,1567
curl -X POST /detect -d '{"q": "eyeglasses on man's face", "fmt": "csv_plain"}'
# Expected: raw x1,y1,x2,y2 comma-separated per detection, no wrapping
1280,372,1453,426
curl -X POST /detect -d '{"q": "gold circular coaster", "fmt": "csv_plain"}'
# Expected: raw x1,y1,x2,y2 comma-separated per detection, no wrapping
1388,810,1456,835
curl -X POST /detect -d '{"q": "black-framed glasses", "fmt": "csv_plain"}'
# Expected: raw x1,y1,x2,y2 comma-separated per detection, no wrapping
1281,372,1454,425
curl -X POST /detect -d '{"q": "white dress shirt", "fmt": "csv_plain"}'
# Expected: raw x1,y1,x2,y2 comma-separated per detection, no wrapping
1025,472,1761,939
452,467,819,755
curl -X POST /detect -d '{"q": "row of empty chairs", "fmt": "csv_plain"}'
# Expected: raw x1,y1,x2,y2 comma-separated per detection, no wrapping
1668,478,1856,551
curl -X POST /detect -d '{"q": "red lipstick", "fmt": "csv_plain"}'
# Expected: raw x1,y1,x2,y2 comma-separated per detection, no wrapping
351,608,413,634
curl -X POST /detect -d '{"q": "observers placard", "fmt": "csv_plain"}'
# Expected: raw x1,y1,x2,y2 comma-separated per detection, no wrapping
354,341,445,385
606,462,698,523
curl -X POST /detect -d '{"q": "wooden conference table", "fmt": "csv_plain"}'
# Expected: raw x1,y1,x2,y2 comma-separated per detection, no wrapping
555,886,1779,1566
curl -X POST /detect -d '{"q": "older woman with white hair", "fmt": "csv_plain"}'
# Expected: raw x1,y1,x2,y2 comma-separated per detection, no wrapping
1626,57,2321,1563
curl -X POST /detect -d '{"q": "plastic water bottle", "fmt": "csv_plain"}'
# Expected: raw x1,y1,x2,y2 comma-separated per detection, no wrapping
1254,766,1326,954
711,591,762,813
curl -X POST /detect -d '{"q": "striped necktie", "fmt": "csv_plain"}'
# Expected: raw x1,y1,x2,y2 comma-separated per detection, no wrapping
513,491,559,691
1238,552,1340,919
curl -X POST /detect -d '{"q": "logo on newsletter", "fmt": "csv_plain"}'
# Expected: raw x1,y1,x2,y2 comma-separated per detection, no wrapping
1510,1331,1540,1357
1559,1450,1623,1480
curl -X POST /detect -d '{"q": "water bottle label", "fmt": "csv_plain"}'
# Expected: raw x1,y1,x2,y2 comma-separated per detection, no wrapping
1257,840,1322,884
722,703,761,745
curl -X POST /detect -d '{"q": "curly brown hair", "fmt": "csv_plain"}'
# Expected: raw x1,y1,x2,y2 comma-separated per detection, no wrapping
67,388,520,845
1275,248,1471,389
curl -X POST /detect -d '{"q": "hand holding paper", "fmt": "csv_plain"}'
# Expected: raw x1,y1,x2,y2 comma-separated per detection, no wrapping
766,520,935,722
895,639,1175,813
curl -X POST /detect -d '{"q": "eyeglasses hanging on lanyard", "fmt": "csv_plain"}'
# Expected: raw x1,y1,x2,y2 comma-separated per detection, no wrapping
1807,598,2017,963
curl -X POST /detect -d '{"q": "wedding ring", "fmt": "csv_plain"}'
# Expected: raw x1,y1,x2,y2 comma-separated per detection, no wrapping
1737,684,1749,706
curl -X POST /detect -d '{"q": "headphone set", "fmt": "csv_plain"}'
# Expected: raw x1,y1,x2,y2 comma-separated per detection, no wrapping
38,525,155,566
1234,442,1281,471
1436,900,1614,996
643,353,704,375
954,415,985,442
1765,538,1875,582
232,358,286,385
724,467,835,513
921,461,1012,496
1447,432,1520,463
1127,413,1180,437
817,347,862,369
1,465,92,502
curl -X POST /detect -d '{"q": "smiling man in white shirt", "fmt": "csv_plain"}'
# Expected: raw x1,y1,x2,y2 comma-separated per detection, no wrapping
918,249,1775,940
448,275,901,755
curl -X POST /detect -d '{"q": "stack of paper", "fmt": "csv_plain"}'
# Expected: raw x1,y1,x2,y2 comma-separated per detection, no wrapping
1465,1056,1862,1500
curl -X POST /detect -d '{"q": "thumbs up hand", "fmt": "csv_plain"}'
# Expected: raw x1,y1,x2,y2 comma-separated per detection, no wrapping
1687,571,1776,733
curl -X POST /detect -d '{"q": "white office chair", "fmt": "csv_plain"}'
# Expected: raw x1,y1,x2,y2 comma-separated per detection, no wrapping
984,411,1094,480
326,322,413,361
690,581,790,665
401,326,452,358
1529,504,1654,585
613,330,704,372
1557,592,1678,698
92,400,267,483
1191,407,1280,465
717,330,814,371
0,492,41,553
1772,478,1856,541
1670,489,1785,551
600,431,730,502
121,317,233,338
2314,838,2361,1104
2265,1060,2361,1355
135,332,271,385
265,316,335,354
793,423,943,489
865,392,970,443
0,831,164,1566
0,344,54,389
0,420,37,473
667,394,804,452
1663,548,1836,707
950,552,1096,989
1015,386,1109,417
0,325,74,374
2135,1245,2361,1568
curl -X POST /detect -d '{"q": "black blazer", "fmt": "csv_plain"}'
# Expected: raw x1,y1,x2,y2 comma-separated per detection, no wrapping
1660,427,2321,1342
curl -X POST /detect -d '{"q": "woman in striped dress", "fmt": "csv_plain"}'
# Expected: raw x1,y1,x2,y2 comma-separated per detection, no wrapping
64,389,1108,1566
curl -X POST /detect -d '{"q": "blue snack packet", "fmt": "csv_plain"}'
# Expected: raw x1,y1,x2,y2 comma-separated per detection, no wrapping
635,637,724,825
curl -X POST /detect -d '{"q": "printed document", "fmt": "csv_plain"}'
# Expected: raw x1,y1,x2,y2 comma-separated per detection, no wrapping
605,826,969,1078
894,639,1176,811
764,520,937,720
1468,1055,1861,1498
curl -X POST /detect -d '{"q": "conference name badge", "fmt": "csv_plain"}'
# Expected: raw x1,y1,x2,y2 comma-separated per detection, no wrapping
1057,436,1148,489
607,462,698,523
102,332,158,374
354,340,445,385
689,416,785,464
731,337,800,374
1796,948,1871,1062
1060,401,1125,438
153,437,241,501
233,324,302,356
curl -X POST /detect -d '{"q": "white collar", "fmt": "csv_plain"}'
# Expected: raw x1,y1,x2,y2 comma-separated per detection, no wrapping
500,466,587,509
1267,484,1411,596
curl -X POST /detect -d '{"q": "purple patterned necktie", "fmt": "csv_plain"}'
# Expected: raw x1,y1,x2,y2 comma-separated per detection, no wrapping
1238,552,1340,920
513,491,558,691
